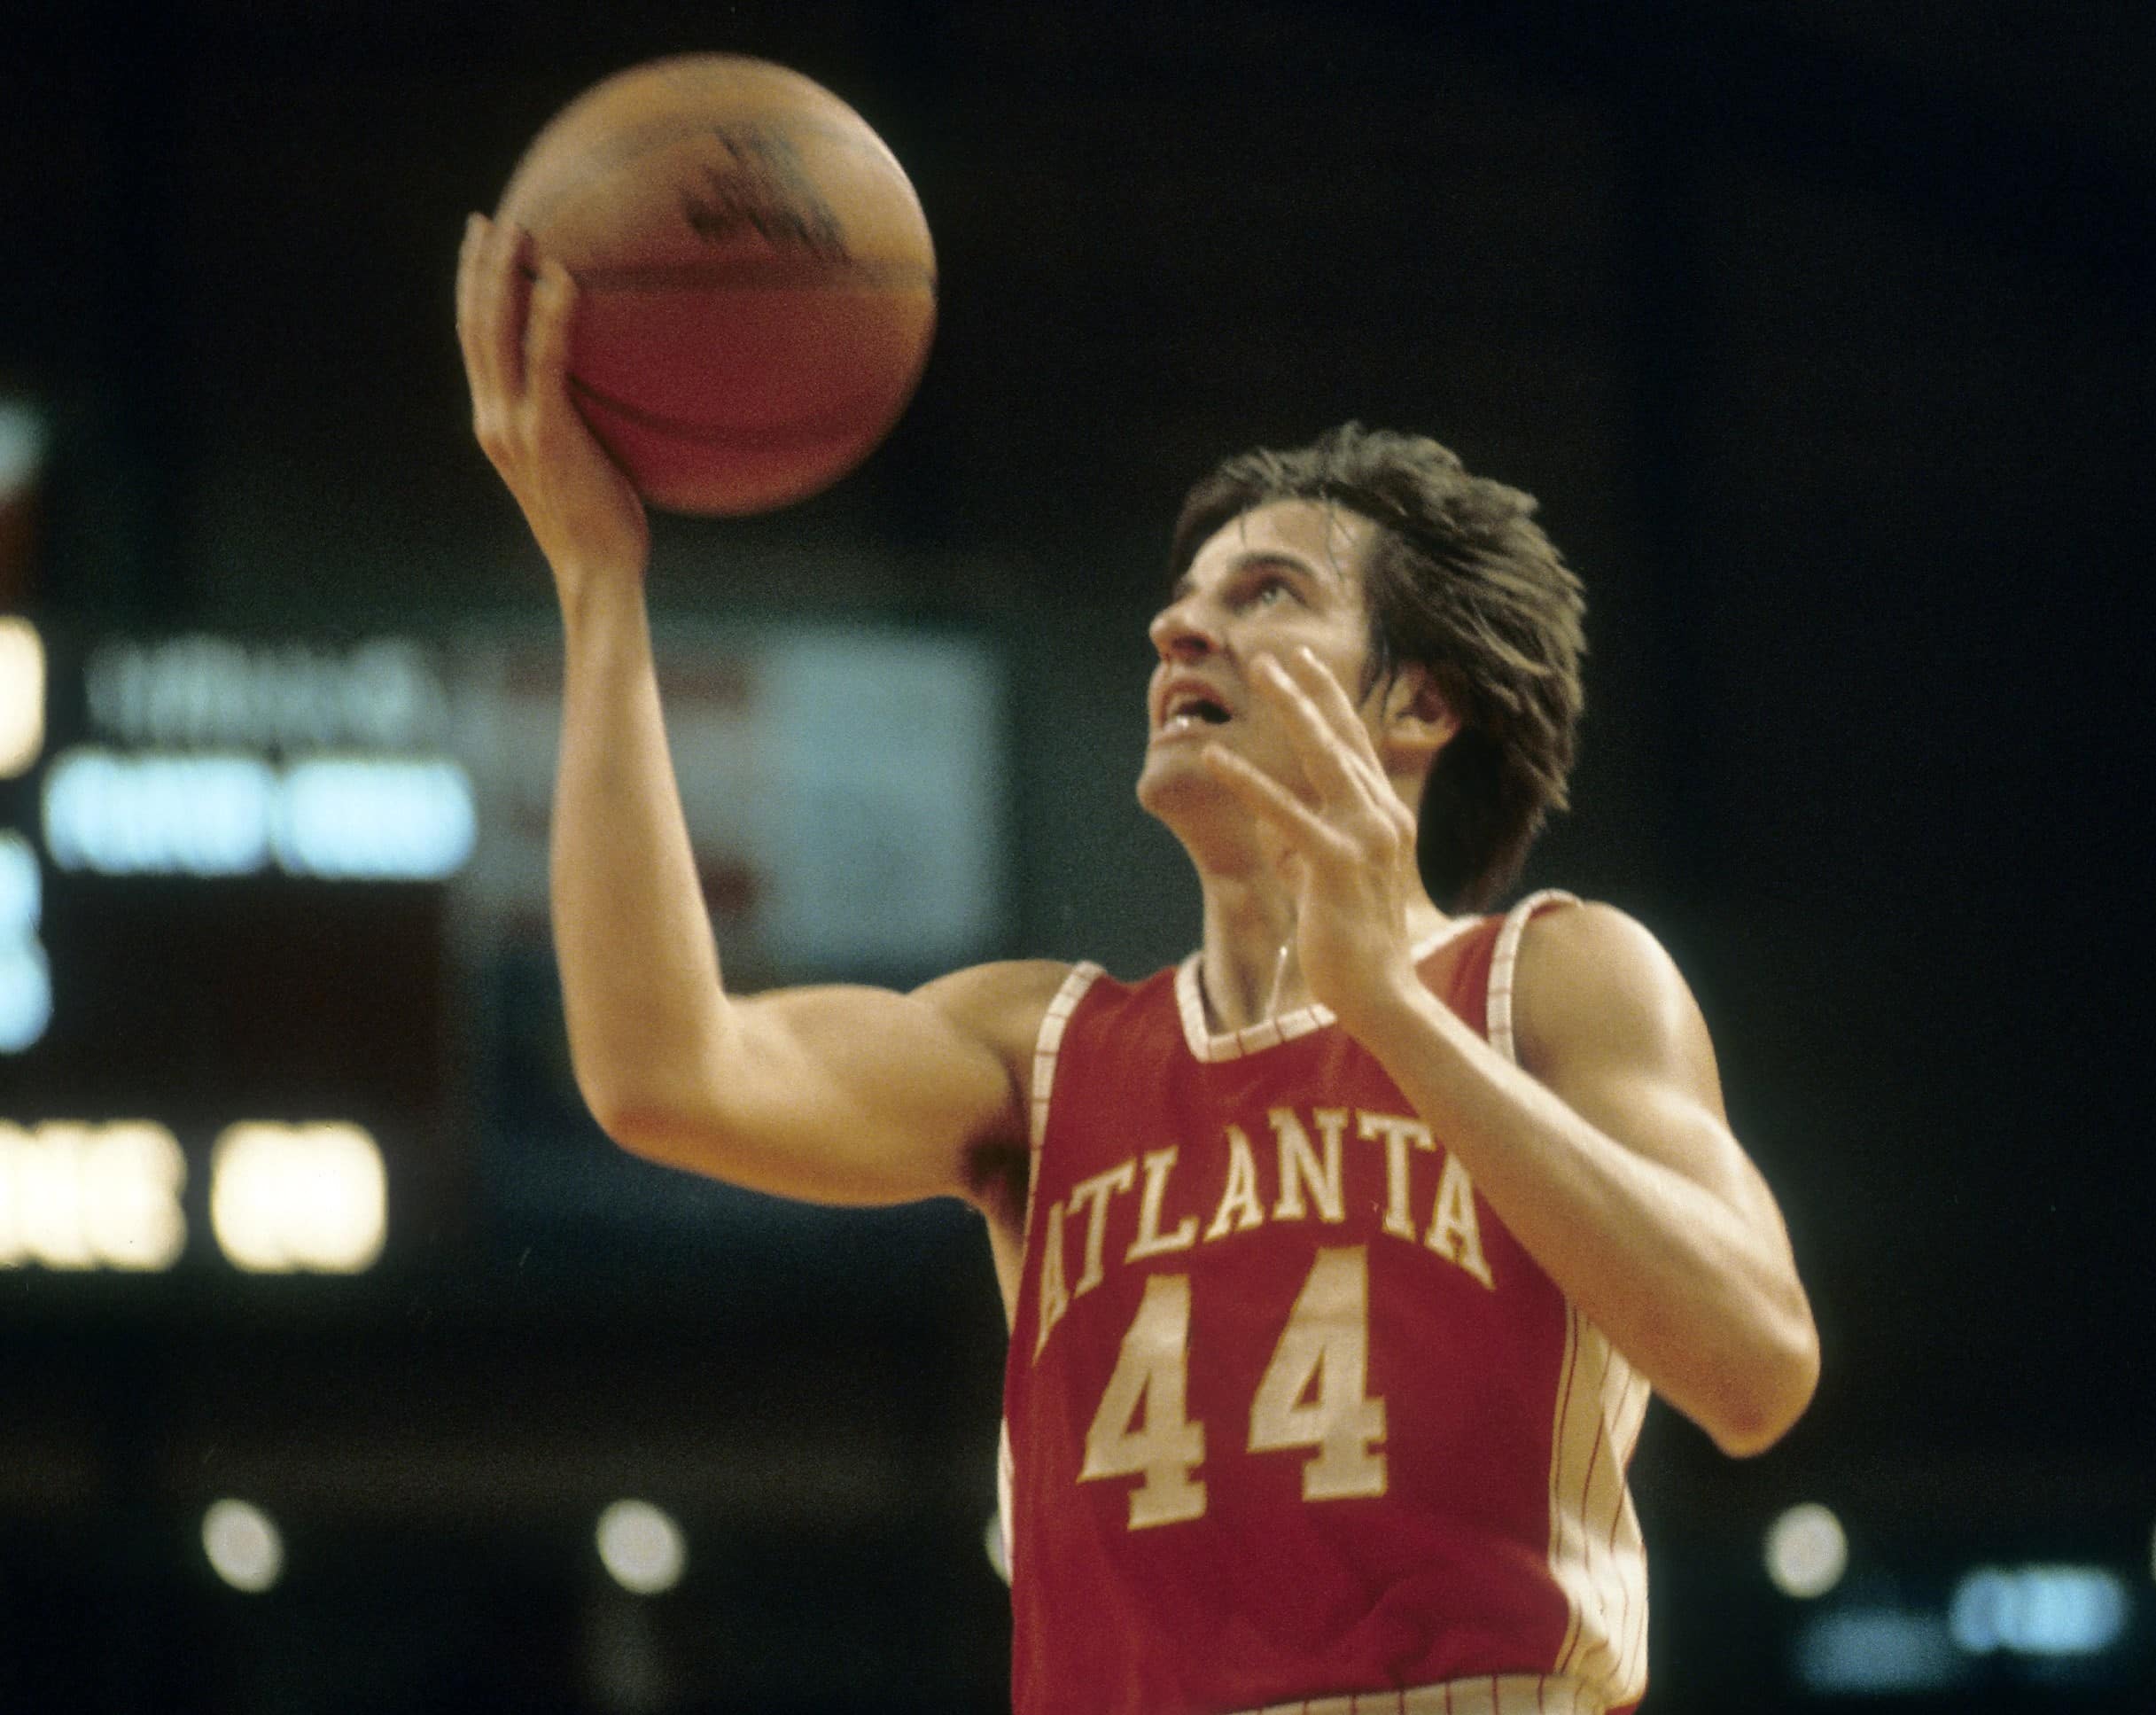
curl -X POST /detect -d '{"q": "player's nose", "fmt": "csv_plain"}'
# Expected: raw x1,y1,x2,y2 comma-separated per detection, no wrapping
1148,591,1219,663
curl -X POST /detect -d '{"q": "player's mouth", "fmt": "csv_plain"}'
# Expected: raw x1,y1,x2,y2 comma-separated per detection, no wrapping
1155,681,1234,741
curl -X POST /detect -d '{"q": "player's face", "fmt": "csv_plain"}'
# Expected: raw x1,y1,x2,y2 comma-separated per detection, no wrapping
1137,499,1383,826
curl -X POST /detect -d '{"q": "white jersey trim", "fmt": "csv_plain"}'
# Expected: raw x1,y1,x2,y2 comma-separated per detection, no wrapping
1031,960,1105,1154
1485,888,1576,1063
1545,1308,1652,1697
996,1416,1016,1581
1005,959,1105,1586
1174,916,1484,1064
1486,888,1650,1705
1224,1672,1611,1714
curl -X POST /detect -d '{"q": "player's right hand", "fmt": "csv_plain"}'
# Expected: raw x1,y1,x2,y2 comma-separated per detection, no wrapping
457,214,650,604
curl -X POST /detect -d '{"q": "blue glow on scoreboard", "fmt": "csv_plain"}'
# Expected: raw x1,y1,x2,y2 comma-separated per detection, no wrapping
37,633,473,883
43,750,475,880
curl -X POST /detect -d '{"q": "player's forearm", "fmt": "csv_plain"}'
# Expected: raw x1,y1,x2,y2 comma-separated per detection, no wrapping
1356,981,1818,1455
549,580,736,1145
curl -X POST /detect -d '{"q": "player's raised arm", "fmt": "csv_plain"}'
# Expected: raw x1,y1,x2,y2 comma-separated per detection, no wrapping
456,214,1041,1210
1212,643,1817,1457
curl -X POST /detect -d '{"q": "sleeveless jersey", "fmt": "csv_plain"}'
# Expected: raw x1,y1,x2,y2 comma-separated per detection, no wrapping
1000,893,1650,1715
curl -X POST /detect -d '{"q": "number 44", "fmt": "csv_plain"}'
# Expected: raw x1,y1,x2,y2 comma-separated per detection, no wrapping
1078,1246,1387,1529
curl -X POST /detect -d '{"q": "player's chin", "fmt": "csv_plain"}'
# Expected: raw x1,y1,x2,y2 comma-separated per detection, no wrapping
1136,738,1231,817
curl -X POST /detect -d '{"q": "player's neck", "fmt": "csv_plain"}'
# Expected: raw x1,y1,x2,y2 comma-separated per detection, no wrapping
1195,875,1301,1033
1193,871,1446,1035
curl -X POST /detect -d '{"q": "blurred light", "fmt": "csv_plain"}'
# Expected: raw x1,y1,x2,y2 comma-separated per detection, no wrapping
984,1511,1010,1586
595,1500,685,1595
44,748,274,876
1794,1606,1965,1694
210,1122,385,1273
0,1119,187,1270
43,747,472,880
0,938,49,1051
272,757,474,878
83,635,448,752
1765,1502,1849,1599
201,1499,284,1593
0,831,38,930
0,617,43,776
583,1596,672,1711
1949,1564,2130,1657
0,401,45,501
0,832,47,1052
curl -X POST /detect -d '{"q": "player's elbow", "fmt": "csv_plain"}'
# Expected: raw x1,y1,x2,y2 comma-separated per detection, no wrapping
578,1069,716,1173
586,1091,676,1165
1707,1312,1821,1459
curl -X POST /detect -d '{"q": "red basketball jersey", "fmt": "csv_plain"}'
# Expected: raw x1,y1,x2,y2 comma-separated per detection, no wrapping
1000,893,1650,1715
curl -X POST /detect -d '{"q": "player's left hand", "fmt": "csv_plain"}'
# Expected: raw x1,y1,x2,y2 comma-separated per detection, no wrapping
1201,646,1424,1033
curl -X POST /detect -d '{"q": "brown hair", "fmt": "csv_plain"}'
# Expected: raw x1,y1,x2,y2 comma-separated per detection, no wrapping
1167,423,1586,911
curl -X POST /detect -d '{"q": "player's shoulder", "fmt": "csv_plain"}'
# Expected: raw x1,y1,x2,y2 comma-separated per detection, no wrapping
1513,895,1674,983
1510,897,1710,1073
911,958,1078,1066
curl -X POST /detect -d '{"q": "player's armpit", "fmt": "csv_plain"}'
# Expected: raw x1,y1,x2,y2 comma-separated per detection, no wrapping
595,959,1063,1214
1511,902,1820,1454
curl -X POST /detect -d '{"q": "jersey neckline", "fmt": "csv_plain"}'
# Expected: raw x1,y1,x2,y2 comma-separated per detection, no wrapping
1171,915,1484,1064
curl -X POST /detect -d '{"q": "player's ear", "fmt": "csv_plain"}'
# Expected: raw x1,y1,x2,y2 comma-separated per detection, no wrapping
1381,665,1461,764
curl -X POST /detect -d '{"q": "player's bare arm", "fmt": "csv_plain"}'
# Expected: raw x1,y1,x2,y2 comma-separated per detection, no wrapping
580,965,1051,1207
1501,903,1817,1452
1209,643,1818,1457
457,209,1053,1218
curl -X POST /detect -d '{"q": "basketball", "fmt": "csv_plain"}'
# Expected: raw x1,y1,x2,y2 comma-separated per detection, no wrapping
495,55,937,516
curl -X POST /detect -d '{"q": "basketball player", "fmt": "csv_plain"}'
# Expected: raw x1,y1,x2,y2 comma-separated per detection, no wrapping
456,214,1819,1714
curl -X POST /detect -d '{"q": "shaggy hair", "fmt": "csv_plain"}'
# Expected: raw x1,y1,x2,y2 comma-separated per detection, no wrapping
1168,424,1587,911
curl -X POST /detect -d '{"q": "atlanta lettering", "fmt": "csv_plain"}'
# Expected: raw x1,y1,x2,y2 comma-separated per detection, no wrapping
1035,1104,1492,1361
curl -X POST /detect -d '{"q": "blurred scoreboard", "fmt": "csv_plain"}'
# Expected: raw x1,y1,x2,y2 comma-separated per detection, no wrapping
0,624,466,1276
0,618,1008,1283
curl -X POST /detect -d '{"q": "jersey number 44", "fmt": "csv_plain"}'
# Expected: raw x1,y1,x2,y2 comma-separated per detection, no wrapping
1078,1245,1386,1529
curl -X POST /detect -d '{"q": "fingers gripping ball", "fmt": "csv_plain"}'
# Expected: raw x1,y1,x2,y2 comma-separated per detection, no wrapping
496,55,937,516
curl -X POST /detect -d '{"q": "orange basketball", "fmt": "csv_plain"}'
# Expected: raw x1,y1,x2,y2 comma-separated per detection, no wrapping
496,55,937,516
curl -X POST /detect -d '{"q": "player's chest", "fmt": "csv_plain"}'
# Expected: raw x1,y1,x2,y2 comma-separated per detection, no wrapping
1016,1094,1565,1534
1026,1090,1508,1353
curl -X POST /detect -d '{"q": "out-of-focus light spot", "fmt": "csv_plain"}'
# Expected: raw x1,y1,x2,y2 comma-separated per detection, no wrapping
0,832,38,931
1765,1501,1849,1599
0,401,45,501
984,1511,1010,1586
210,1122,385,1273
0,618,43,777
0,938,49,1052
1949,1564,2130,1658
0,1120,186,1270
0,831,47,1053
595,1500,685,1595
84,635,448,752
1794,1607,1965,1694
43,748,472,880
44,748,274,876
273,757,474,879
202,1498,284,1593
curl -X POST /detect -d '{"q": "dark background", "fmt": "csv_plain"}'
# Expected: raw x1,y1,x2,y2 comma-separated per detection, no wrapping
3,1,2152,1710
